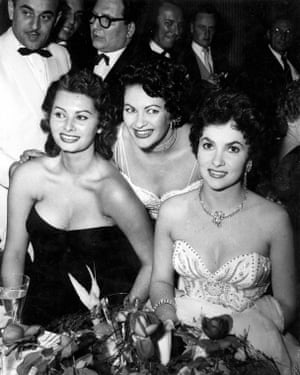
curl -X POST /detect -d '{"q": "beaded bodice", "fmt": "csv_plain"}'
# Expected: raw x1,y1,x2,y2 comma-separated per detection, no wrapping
173,240,271,312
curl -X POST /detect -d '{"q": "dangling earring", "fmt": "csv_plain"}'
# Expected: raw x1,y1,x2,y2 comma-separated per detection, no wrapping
170,117,181,129
243,160,252,188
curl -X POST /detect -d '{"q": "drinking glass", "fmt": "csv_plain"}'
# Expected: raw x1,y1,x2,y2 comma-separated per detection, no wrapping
0,274,30,324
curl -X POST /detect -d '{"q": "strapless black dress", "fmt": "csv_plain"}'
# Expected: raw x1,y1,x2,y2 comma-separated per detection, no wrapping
23,207,140,326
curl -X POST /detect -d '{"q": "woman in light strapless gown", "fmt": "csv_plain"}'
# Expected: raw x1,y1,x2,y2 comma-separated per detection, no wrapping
113,60,202,220
1,70,153,326
150,89,300,374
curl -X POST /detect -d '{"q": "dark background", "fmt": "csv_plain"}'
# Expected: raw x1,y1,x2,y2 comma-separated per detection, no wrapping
1,0,300,70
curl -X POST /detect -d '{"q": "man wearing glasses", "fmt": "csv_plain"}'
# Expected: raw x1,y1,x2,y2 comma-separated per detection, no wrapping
89,0,137,83
237,15,300,142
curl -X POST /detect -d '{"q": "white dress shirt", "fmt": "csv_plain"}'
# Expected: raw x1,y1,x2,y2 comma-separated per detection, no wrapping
149,40,170,58
93,47,126,79
268,44,299,81
192,41,214,73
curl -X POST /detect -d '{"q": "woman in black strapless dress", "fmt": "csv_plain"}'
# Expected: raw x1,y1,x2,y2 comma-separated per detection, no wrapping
2,70,153,326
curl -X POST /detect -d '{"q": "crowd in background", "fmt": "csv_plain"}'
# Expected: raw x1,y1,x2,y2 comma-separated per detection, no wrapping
1,0,300,373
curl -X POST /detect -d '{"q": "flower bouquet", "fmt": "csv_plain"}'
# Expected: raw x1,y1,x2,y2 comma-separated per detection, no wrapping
2,266,279,375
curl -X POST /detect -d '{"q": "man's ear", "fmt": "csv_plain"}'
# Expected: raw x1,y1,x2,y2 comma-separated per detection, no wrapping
8,0,14,21
127,22,136,40
266,29,271,41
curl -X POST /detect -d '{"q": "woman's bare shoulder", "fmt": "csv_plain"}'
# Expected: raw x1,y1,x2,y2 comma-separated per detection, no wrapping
12,155,54,180
247,190,290,226
159,188,198,219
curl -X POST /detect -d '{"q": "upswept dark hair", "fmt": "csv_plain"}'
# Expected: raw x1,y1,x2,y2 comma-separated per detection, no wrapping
41,69,116,160
276,80,300,136
119,59,190,126
190,89,265,168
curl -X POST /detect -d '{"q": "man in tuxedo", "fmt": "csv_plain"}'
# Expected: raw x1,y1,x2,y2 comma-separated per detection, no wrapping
240,16,299,120
142,0,184,61
177,4,229,110
0,0,71,247
89,0,137,82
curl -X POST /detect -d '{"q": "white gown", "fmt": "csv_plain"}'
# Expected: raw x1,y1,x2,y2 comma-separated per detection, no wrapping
170,240,300,375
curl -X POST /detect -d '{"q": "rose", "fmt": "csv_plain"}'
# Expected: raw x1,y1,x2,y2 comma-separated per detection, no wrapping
129,311,163,360
202,314,233,340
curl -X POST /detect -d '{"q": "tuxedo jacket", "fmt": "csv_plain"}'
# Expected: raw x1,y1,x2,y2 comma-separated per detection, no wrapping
0,28,70,244
177,44,230,111
177,44,229,83
84,41,141,107
238,44,300,117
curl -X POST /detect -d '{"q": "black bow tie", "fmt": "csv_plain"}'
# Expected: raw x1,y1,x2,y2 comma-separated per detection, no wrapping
94,53,110,66
18,47,52,58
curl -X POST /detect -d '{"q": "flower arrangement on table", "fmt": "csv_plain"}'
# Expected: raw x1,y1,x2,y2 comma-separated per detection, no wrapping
1,266,280,375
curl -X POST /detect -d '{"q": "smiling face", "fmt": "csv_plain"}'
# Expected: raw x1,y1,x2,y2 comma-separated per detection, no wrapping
123,84,171,151
50,90,100,154
191,12,216,48
9,0,59,50
90,0,135,53
197,120,249,191
57,0,84,42
154,2,183,50
267,18,293,54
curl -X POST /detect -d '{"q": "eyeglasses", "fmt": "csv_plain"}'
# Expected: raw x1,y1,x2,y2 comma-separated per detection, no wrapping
272,27,293,37
89,13,125,28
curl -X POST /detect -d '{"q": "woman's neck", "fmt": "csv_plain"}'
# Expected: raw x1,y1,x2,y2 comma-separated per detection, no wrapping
60,149,97,175
280,125,300,160
201,182,246,212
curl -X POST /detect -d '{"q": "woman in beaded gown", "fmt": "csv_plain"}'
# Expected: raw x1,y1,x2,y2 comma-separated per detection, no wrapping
113,60,202,221
150,89,300,374
1,70,153,326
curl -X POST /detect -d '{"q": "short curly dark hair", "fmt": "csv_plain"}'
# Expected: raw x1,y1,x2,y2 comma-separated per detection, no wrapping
276,80,300,136
41,69,116,159
119,60,190,126
190,89,265,168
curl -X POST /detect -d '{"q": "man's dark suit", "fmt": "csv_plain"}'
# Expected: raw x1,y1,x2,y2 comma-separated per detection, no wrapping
238,44,300,124
84,41,141,117
177,44,230,111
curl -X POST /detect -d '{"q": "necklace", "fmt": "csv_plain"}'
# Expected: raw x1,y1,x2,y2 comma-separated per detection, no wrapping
199,185,247,227
152,128,177,152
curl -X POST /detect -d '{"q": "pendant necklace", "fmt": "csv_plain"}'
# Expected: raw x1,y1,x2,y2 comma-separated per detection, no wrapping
199,185,247,227
152,128,177,152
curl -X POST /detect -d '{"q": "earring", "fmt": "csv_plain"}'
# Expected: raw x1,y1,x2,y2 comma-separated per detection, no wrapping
170,117,181,129
243,160,252,188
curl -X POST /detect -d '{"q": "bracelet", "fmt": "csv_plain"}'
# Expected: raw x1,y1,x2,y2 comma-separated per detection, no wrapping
152,298,176,313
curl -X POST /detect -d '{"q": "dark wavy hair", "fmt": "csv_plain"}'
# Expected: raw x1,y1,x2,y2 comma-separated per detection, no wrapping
119,60,190,126
41,69,116,159
276,80,300,136
190,89,265,169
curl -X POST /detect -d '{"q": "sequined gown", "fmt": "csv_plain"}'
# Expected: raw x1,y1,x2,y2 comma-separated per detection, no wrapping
171,240,300,375
22,206,140,326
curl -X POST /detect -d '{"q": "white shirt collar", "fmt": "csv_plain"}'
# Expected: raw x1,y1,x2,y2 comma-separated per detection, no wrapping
97,47,126,67
149,40,165,54
191,41,210,57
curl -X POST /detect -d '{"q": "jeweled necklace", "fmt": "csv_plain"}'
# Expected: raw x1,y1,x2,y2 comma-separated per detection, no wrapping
199,185,247,227
152,127,177,153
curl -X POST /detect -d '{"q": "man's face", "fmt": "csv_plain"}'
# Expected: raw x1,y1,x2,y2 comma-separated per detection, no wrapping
268,19,293,54
9,0,59,50
90,0,135,53
57,0,84,42
153,2,183,50
191,12,216,49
